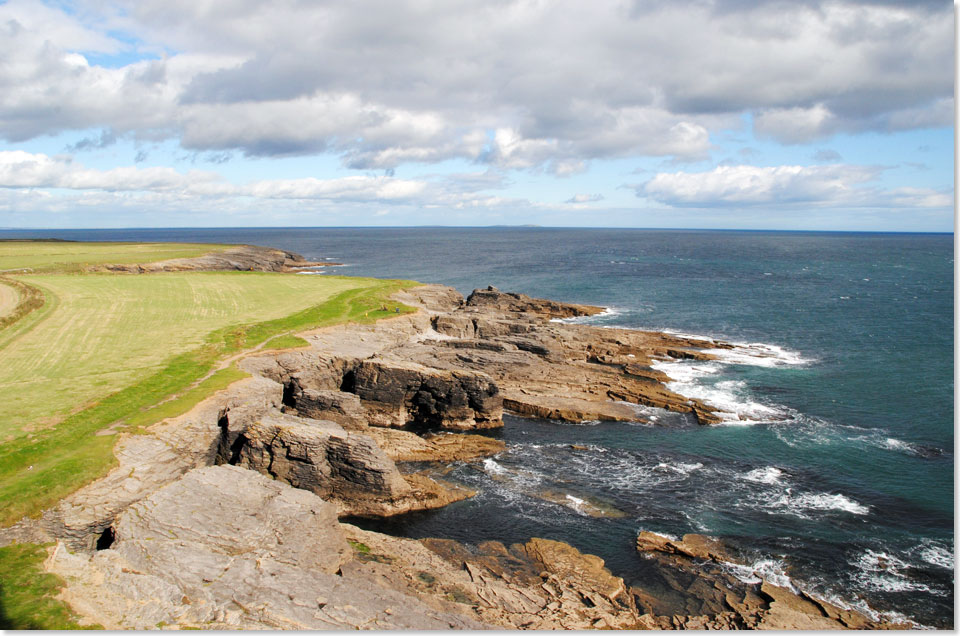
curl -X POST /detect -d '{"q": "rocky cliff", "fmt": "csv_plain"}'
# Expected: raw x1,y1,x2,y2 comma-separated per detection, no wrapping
1,283,893,630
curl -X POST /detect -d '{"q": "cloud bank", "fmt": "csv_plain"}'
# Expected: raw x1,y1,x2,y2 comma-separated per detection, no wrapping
0,0,951,171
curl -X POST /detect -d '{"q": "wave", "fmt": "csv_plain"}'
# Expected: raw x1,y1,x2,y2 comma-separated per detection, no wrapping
655,461,703,476
709,341,812,368
851,549,940,595
651,359,788,424
657,329,814,366
911,539,955,571
767,490,870,518
743,466,785,485
482,457,509,476
721,558,795,590
549,306,623,325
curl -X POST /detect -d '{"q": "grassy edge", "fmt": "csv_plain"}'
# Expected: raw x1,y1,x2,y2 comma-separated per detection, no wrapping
0,543,99,629
0,275,419,526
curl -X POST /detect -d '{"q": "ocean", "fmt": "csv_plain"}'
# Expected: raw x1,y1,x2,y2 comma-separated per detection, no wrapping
3,227,953,627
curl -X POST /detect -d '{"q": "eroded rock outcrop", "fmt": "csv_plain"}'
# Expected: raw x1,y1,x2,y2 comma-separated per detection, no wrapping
351,359,503,430
363,427,505,462
48,466,486,630
634,531,904,630
88,245,337,274
465,286,605,320
339,526,651,629
234,414,475,517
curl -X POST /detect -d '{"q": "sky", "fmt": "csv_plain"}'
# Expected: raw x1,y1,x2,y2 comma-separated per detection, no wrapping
0,0,954,231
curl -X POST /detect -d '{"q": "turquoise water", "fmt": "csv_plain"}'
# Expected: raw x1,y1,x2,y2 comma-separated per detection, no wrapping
4,227,953,626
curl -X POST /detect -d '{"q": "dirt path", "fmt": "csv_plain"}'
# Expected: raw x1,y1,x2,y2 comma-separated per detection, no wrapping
0,280,19,318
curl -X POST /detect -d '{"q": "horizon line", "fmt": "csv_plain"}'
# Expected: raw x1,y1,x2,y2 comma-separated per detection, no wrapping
0,225,954,235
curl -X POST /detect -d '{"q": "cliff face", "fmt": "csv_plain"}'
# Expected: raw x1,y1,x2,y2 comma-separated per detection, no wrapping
5,283,893,630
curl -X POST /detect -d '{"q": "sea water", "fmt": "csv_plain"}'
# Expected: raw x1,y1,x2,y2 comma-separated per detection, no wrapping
4,227,952,627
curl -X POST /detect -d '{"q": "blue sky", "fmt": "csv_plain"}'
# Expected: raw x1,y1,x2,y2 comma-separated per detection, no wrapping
0,0,953,231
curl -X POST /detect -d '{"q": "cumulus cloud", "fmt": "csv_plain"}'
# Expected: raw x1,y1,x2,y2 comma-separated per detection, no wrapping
0,0,950,171
640,164,950,209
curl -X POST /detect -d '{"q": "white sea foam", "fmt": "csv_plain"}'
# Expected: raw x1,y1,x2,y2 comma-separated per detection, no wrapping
852,550,937,594
743,466,784,485
766,489,870,517
914,540,955,570
655,461,703,475
649,338,808,423
652,360,786,423
845,430,925,456
882,437,913,452
550,306,622,324
564,494,588,515
710,341,812,368
482,458,508,475
721,559,795,590
659,328,716,343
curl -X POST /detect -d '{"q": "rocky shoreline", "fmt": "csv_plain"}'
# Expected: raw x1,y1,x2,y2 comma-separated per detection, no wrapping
87,244,340,274
2,282,905,629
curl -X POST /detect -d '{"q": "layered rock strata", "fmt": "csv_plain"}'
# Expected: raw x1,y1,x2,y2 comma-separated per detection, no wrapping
234,413,475,517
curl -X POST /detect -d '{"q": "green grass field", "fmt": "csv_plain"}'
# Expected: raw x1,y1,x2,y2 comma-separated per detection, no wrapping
0,241,230,273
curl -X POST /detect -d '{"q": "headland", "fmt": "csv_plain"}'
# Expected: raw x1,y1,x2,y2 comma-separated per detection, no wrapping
0,242,907,629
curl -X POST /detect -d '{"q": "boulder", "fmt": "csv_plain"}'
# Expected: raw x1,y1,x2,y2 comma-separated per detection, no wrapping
636,531,733,562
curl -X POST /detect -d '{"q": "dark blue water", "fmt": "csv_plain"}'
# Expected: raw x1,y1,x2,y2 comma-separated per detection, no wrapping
3,227,953,626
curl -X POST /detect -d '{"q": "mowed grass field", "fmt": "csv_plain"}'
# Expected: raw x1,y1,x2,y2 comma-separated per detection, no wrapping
1,272,365,439
0,242,417,528
0,241,229,272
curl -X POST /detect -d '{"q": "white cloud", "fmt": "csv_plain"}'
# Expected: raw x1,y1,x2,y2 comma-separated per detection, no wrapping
641,164,950,209
0,0,949,169
0,151,517,210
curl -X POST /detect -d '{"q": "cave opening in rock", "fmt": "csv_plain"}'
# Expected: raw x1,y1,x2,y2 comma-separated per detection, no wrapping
95,526,115,550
